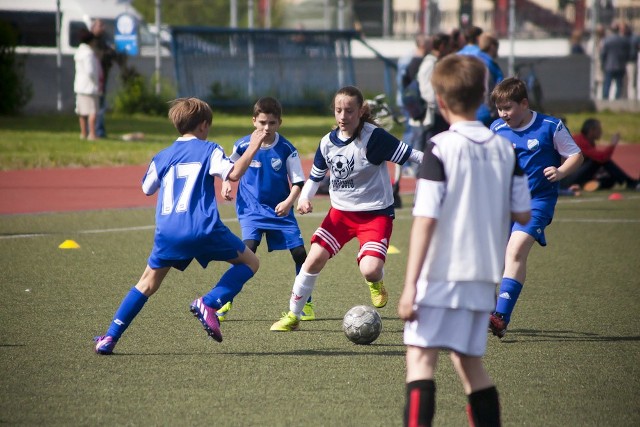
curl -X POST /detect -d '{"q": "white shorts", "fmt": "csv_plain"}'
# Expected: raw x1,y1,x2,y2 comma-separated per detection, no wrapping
75,94,99,116
403,306,490,357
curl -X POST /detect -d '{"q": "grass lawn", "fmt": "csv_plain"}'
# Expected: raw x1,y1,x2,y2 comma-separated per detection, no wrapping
0,193,639,425
0,111,639,171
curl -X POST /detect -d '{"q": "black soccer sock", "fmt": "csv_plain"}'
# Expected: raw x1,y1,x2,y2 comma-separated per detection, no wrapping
404,379,435,427
466,386,501,427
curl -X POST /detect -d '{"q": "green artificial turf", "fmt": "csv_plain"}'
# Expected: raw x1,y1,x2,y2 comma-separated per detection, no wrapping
1,193,639,426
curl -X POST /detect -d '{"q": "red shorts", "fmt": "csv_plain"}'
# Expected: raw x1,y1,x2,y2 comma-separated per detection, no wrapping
310,208,393,263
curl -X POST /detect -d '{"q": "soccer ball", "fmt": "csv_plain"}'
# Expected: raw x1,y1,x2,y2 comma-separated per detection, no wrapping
343,305,382,345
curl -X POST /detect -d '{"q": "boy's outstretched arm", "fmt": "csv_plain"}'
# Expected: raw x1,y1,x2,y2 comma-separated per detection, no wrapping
398,216,437,321
543,152,583,182
275,184,302,217
227,129,269,182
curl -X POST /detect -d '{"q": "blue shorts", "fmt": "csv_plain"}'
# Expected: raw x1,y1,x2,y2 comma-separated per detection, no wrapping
511,195,557,247
148,225,246,271
241,225,304,252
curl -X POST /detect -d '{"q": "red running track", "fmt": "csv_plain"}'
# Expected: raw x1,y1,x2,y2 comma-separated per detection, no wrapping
1,147,638,215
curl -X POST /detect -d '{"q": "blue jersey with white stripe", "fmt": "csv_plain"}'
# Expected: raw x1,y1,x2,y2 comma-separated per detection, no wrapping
142,137,234,260
231,133,305,229
491,112,577,199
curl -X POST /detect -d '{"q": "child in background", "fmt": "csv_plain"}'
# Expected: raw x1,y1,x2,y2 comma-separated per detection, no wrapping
489,77,583,338
398,54,531,426
94,97,267,354
220,97,315,321
270,85,424,332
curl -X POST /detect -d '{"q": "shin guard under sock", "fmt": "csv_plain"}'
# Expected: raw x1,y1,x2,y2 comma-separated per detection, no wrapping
495,278,523,324
466,386,501,427
404,379,436,427
106,287,148,340
203,264,254,309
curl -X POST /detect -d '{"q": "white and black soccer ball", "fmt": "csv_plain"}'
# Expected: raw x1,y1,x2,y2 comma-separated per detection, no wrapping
343,305,382,345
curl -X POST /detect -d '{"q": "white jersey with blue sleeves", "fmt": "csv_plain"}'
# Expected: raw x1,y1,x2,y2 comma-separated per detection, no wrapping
309,122,412,212
230,133,305,229
141,137,234,260
491,112,580,198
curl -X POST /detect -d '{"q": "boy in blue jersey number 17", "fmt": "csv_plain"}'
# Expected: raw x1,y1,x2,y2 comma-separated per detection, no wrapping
219,97,315,321
93,97,268,355
489,77,583,338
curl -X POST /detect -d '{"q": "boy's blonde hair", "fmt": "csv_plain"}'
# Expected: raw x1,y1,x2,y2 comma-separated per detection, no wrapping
168,97,213,135
431,54,485,115
490,77,529,106
253,97,282,119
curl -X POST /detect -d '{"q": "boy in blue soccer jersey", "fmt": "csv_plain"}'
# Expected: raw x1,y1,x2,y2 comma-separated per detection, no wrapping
93,97,268,355
488,77,584,338
219,97,315,321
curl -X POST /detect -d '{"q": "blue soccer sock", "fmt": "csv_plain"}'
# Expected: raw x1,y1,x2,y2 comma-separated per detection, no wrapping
105,287,148,341
203,264,254,309
495,278,523,324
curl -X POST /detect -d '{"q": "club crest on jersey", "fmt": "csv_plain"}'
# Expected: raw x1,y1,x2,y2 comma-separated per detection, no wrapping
271,157,282,171
329,154,355,180
527,139,540,151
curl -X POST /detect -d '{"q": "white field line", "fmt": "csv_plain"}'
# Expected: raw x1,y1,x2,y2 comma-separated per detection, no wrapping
2,204,639,240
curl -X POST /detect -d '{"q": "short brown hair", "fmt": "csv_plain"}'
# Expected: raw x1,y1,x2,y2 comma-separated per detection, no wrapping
431,54,485,115
490,77,528,106
479,33,498,52
253,97,282,119
168,97,213,135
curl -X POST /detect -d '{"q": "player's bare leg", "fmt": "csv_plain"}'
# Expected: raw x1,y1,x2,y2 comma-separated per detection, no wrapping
360,255,388,308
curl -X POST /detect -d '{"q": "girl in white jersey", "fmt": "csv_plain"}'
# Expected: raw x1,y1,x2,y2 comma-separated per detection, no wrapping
271,86,423,332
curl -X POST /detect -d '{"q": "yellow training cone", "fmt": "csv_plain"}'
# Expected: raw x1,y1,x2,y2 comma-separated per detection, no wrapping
387,245,400,254
59,240,80,249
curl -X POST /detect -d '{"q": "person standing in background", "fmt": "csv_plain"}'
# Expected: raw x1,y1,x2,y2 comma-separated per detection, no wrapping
91,19,118,138
417,33,452,142
393,34,431,207
600,21,630,100
478,32,504,127
74,28,102,141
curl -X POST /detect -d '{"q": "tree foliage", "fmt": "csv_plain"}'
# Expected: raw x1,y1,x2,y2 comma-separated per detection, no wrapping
0,21,32,115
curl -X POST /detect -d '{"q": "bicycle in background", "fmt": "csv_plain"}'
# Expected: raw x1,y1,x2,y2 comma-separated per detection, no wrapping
365,94,405,132
365,93,408,208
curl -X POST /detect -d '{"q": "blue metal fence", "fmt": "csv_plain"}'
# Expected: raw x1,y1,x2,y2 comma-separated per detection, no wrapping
171,27,360,109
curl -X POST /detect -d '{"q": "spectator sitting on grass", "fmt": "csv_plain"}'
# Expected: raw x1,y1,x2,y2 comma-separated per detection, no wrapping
561,118,639,191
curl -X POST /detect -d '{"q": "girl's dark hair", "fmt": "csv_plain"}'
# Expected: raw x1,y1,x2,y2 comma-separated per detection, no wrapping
332,86,378,135
78,28,95,44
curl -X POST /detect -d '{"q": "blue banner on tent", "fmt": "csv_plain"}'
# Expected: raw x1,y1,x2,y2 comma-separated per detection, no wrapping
114,13,139,56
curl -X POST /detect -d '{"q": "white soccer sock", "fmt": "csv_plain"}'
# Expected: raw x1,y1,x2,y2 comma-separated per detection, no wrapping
289,270,319,315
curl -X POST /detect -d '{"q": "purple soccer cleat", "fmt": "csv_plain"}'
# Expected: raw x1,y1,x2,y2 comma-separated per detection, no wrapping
190,298,223,342
94,335,117,355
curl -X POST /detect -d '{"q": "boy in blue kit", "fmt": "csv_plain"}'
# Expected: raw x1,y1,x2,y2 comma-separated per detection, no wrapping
219,97,315,321
489,77,584,338
93,97,268,355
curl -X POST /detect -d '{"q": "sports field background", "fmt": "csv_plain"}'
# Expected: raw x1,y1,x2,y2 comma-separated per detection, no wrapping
1,188,639,425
